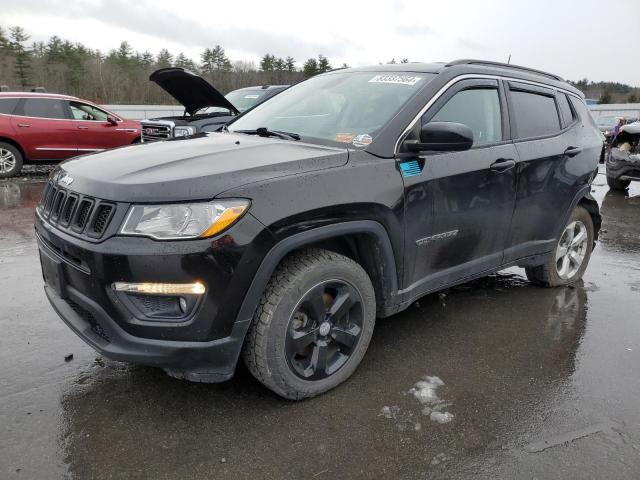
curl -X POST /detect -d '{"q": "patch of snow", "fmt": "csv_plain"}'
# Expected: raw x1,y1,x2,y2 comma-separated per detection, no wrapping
408,376,444,404
430,411,454,424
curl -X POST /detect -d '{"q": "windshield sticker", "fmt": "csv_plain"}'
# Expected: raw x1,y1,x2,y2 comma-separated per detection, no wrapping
335,133,354,143
244,94,260,99
369,74,422,86
352,134,373,148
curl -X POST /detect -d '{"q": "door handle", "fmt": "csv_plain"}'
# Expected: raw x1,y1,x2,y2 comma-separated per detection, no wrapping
490,158,516,172
17,123,30,128
77,125,89,130
564,146,583,157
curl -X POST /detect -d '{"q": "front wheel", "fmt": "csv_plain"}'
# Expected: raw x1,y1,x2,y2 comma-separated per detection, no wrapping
242,249,376,400
607,175,630,191
0,142,23,178
525,206,594,287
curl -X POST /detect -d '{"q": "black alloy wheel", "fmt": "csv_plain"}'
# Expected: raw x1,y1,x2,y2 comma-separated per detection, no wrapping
285,280,364,380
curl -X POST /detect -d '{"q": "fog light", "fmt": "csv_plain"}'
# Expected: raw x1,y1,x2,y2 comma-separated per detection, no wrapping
179,297,188,313
112,282,206,295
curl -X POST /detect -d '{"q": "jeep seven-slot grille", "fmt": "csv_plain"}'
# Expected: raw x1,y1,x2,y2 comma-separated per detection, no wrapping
38,180,116,239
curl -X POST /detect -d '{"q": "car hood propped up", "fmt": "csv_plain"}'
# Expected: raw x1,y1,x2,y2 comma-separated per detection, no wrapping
150,68,240,116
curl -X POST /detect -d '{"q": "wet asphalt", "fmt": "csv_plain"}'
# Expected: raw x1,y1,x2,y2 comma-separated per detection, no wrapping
1,167,639,479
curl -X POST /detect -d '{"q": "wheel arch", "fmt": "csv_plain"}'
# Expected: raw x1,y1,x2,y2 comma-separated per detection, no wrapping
235,221,400,326
578,193,602,245
0,136,26,160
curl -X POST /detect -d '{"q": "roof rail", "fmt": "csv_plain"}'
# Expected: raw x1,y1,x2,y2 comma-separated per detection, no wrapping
445,59,563,82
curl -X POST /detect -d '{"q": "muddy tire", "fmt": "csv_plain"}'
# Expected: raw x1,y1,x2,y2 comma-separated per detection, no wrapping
606,175,630,191
0,142,23,178
525,206,594,287
242,248,376,400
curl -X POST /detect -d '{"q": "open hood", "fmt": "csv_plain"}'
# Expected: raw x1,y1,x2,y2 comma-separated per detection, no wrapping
149,68,240,116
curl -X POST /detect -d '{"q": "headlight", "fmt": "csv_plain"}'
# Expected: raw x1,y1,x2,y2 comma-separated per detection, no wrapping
174,126,196,138
120,199,249,240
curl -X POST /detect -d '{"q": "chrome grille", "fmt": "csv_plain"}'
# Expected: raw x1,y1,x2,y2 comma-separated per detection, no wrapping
141,121,173,142
38,180,116,239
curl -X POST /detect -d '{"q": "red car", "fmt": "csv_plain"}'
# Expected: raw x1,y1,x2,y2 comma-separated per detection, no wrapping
0,92,140,178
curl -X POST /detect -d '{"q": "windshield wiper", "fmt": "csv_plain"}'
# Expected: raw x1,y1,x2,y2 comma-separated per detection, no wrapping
234,127,300,141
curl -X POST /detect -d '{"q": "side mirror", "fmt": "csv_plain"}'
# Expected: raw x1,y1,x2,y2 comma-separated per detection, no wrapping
106,115,118,126
405,122,474,152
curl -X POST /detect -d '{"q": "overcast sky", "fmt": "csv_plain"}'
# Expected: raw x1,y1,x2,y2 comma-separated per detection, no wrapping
1,0,638,85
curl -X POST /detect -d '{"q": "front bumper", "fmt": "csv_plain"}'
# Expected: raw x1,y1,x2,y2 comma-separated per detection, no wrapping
606,150,640,182
36,210,275,381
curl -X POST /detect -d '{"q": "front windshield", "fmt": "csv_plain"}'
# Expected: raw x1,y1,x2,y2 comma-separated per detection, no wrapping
224,89,266,112
230,71,435,144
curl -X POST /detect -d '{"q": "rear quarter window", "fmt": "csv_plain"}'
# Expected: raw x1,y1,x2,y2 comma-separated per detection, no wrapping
0,98,19,115
510,90,561,139
569,96,599,128
557,93,575,128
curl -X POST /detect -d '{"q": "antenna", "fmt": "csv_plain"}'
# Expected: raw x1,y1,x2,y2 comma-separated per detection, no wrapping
507,54,511,65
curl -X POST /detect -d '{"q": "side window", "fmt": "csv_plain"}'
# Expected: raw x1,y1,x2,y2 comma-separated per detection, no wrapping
425,88,502,146
19,99,67,119
510,90,561,138
0,98,19,115
557,93,575,128
69,101,110,121
569,96,599,128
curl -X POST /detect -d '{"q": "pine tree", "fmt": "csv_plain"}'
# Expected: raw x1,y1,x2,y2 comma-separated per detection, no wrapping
156,49,173,68
175,53,197,71
140,51,155,68
211,45,231,72
200,48,213,73
285,56,296,72
317,55,331,73
303,58,318,76
260,54,275,72
9,26,32,88
273,57,285,71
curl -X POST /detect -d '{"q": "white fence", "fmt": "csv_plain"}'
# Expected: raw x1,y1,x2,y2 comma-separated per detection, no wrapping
588,103,640,120
102,104,184,120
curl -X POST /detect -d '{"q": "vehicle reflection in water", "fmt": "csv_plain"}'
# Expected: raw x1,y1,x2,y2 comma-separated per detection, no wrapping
0,180,45,259
59,272,589,479
600,189,640,254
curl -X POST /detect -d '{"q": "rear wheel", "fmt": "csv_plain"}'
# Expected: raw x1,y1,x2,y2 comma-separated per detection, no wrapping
607,175,630,191
243,249,376,400
525,206,594,287
0,142,23,178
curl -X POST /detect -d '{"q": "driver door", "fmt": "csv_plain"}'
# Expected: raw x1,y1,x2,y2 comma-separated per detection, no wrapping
401,79,518,294
67,101,121,152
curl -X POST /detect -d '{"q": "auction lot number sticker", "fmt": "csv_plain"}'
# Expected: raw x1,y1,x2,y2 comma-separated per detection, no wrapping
369,74,422,86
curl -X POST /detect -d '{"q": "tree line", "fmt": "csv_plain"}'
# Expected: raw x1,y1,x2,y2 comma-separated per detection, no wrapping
0,25,341,104
569,78,640,104
1,25,638,105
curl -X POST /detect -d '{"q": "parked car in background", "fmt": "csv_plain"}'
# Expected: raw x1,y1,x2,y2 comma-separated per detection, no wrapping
606,121,640,190
0,92,140,178
140,67,288,142
38,59,602,399
596,115,639,143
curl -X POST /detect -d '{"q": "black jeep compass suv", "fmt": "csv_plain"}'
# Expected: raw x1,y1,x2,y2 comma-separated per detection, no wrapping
36,60,603,399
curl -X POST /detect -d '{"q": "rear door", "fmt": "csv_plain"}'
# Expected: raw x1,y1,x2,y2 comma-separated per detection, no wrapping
11,98,76,160
503,82,589,263
401,78,518,294
67,101,123,152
